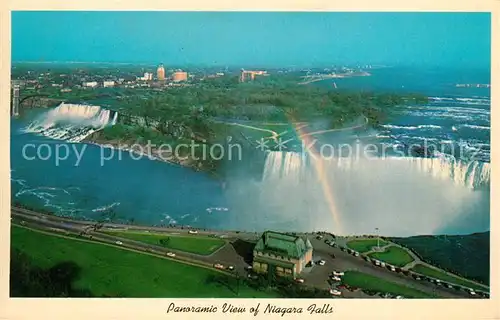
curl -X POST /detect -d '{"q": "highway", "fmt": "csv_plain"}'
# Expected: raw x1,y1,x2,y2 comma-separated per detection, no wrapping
10,206,481,299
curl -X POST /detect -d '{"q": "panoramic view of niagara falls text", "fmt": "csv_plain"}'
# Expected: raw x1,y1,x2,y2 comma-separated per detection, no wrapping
9,11,490,300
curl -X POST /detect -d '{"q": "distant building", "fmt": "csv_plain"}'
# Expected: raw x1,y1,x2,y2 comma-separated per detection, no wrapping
141,72,153,81
240,70,267,82
157,64,166,81
172,71,188,82
103,81,115,87
253,231,313,278
82,81,98,88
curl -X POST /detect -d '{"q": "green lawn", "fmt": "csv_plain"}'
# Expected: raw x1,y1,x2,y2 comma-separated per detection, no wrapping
11,226,276,298
368,245,414,267
346,238,388,253
411,264,488,291
103,230,225,255
341,271,435,298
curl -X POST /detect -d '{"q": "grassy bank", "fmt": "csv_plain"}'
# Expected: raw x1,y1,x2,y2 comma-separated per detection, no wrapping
10,226,276,298
346,238,388,253
103,230,225,255
410,264,488,291
390,232,489,286
368,246,415,267
341,271,435,298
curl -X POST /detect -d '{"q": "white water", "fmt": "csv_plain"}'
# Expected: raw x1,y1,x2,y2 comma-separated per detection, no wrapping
224,151,489,236
262,151,490,190
24,103,118,142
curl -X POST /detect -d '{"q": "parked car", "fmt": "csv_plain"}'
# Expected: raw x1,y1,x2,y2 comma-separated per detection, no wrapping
374,260,381,266
316,235,323,240
214,263,224,269
317,260,326,266
395,295,404,299
469,290,476,296
227,265,235,271
330,276,342,282
329,289,342,296
332,271,345,276
245,265,253,271
295,278,305,283
188,230,198,234
115,241,123,245
353,251,360,257
388,265,396,272
166,252,176,257
325,240,331,245
380,262,386,267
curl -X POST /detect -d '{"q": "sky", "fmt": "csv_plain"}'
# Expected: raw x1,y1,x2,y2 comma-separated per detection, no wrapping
11,11,491,68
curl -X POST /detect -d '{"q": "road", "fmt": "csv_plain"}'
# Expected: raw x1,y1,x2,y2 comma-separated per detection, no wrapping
304,235,477,298
10,206,479,299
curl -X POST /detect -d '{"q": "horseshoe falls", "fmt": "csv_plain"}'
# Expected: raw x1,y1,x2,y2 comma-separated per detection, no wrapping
221,150,490,237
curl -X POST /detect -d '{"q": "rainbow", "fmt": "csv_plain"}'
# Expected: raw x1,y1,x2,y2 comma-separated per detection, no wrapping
290,120,344,235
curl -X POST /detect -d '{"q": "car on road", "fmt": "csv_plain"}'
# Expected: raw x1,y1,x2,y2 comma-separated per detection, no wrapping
227,265,235,271
329,289,342,296
317,260,326,266
115,241,123,245
188,230,198,234
214,263,224,269
295,278,305,283
166,252,176,257
332,271,344,276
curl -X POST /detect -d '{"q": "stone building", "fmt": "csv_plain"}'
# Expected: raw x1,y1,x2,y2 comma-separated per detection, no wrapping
252,231,313,278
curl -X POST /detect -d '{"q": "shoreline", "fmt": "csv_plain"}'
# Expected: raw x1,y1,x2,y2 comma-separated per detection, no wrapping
82,136,223,180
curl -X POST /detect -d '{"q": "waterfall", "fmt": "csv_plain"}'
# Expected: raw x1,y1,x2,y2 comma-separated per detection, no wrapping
24,103,119,142
248,151,489,236
262,151,490,190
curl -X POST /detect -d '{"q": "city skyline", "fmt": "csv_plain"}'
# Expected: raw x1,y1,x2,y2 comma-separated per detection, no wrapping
12,12,490,69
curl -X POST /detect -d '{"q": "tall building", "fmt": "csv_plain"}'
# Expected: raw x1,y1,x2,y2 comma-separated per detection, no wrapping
252,231,313,278
157,64,166,81
11,84,20,117
172,71,188,82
